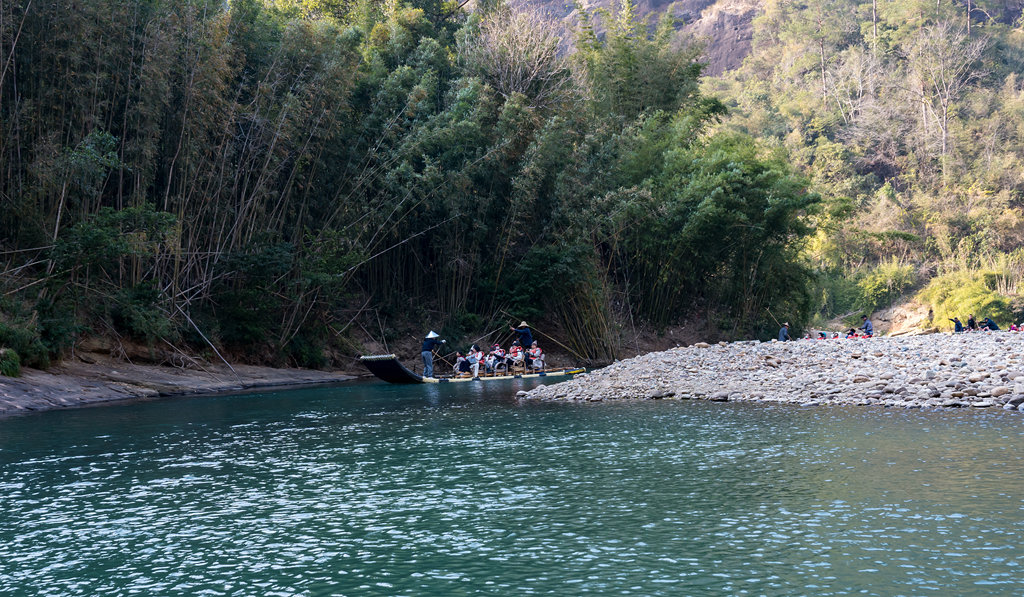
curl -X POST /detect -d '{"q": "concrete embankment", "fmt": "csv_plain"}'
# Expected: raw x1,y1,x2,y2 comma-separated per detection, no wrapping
524,333,1024,410
0,356,354,417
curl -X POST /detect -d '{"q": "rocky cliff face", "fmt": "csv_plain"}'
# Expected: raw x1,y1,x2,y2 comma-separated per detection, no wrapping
509,0,762,75
682,0,758,74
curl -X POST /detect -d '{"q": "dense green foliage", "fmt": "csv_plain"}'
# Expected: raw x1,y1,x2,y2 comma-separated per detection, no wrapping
0,0,819,366
919,269,1015,328
708,0,1024,327
0,348,20,377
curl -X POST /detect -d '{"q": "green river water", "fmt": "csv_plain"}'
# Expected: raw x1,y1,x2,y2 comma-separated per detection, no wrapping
2,377,1024,596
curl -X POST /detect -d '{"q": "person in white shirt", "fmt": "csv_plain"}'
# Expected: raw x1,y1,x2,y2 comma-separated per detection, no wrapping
469,345,486,377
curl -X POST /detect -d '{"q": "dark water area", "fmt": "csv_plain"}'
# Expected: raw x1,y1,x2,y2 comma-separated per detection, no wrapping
2,378,1024,596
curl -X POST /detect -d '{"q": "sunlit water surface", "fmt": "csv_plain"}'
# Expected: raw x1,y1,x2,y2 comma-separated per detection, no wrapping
2,378,1024,596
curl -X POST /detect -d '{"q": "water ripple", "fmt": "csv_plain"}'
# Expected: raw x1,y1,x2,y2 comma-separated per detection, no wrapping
2,387,1024,595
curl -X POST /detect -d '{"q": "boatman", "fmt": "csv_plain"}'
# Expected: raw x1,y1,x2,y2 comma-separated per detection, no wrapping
510,321,534,348
421,331,446,378
778,322,791,342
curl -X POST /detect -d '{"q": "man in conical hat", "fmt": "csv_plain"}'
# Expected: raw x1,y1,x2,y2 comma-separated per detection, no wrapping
421,331,445,378
778,322,791,342
509,321,534,348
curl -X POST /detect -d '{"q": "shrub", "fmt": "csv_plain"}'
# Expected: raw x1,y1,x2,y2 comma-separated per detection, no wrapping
111,284,177,344
285,334,329,369
0,348,21,377
856,258,917,313
811,272,861,320
0,316,51,369
918,271,1014,328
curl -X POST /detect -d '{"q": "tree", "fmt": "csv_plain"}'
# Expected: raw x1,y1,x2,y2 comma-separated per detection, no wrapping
572,0,707,121
457,5,576,110
903,22,987,179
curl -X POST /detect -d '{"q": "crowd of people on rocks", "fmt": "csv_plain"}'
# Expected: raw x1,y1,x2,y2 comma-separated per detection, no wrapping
420,322,547,379
948,314,1009,332
777,310,1022,342
778,314,874,342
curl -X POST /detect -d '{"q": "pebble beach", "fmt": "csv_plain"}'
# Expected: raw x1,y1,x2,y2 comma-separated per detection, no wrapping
523,332,1024,410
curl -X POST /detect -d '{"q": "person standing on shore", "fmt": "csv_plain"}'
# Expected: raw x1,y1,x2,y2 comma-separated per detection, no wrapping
778,322,791,341
421,331,446,378
950,317,964,333
859,315,874,337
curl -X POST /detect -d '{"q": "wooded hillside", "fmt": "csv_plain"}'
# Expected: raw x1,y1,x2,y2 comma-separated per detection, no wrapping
7,0,1018,372
703,0,1024,331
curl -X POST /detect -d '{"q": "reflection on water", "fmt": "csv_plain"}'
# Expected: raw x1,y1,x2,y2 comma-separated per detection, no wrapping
2,380,1024,596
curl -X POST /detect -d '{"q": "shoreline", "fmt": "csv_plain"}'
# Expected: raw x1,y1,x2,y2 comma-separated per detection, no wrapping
524,332,1024,411
0,354,357,418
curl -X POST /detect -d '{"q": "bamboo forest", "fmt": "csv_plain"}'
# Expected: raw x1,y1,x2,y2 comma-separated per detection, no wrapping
1,0,1022,370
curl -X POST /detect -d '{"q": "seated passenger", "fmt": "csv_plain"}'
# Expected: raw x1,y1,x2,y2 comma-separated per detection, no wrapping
528,341,545,369
469,344,485,377
508,341,525,370
489,343,507,373
455,352,471,376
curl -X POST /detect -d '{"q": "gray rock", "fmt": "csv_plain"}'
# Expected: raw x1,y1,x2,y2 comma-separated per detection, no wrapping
647,388,675,399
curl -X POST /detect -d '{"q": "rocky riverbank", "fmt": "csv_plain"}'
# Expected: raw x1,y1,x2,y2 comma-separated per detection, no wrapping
0,354,355,418
523,332,1024,410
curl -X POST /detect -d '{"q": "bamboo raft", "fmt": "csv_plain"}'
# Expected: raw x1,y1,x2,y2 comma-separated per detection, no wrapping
359,354,584,384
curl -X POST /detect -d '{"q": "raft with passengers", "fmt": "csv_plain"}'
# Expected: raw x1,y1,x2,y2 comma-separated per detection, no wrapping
360,322,585,384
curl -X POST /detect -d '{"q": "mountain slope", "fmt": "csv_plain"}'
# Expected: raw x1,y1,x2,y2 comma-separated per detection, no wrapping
510,0,760,74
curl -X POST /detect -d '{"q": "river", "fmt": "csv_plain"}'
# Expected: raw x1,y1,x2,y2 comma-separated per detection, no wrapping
2,377,1024,595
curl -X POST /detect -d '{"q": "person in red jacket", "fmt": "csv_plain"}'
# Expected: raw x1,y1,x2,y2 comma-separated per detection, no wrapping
508,341,525,370
528,341,545,370
489,343,507,373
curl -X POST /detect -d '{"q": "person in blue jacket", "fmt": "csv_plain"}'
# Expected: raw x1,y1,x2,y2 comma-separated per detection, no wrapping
510,321,534,348
982,317,1000,331
949,317,964,333
859,315,874,337
778,322,791,341
421,331,446,378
